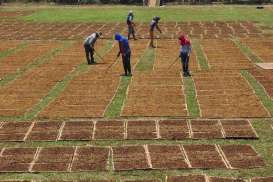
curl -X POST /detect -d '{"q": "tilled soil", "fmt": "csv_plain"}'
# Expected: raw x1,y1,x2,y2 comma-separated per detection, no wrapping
0,119,258,141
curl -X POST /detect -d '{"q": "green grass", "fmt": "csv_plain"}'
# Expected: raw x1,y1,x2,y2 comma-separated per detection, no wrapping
0,42,70,87
241,70,273,116
0,42,28,60
104,76,131,118
233,38,263,63
192,39,209,70
21,6,273,26
135,47,155,71
183,76,200,118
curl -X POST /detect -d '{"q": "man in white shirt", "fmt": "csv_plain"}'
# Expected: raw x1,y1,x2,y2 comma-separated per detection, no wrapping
83,32,102,65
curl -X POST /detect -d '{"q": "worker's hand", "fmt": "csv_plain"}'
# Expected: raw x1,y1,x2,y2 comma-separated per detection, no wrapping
117,52,120,58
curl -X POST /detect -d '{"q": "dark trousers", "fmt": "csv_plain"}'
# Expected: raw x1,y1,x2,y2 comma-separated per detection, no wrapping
128,25,136,40
122,51,131,75
181,52,189,74
84,44,94,64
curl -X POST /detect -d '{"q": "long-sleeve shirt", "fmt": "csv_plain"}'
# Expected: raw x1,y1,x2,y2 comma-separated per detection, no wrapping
84,33,97,47
127,14,134,25
150,20,158,31
118,37,131,56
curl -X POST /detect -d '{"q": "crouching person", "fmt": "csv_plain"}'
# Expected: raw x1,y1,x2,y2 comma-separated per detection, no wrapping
115,33,132,76
83,32,102,65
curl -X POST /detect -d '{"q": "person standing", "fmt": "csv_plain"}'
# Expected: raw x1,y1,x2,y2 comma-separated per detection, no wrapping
83,32,102,65
179,34,192,77
149,16,162,48
127,10,137,40
115,33,132,76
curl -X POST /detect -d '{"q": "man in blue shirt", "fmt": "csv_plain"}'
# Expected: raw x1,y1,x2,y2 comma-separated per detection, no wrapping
127,10,137,40
115,33,132,76
149,16,162,48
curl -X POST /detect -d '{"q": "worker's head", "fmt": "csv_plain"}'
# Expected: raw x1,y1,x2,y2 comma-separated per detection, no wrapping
96,32,102,38
179,34,190,46
179,34,186,41
114,33,122,41
129,10,133,15
153,16,160,22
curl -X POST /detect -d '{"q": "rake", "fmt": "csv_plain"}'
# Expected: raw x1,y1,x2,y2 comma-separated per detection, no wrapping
168,56,180,69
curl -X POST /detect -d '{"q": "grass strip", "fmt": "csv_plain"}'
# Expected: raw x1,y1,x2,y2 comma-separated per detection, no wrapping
192,39,209,70
241,70,273,116
0,42,71,87
233,38,262,63
0,42,28,60
21,6,273,26
104,76,131,118
135,47,155,71
21,63,88,120
183,76,200,118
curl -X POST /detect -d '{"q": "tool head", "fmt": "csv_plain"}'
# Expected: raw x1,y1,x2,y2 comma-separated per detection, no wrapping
96,32,102,38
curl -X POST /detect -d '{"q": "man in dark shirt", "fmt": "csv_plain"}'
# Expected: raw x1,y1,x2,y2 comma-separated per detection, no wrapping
127,10,137,40
149,16,162,48
115,33,132,76
83,32,102,65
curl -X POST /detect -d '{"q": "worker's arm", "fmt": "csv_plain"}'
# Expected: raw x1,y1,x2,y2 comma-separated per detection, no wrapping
117,42,124,58
156,24,162,33
188,45,192,56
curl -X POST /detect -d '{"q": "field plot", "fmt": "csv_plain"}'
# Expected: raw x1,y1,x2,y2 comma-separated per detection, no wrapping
0,119,258,141
200,39,253,70
122,71,188,117
0,144,263,172
0,40,21,52
39,40,148,118
0,20,268,40
38,72,120,118
154,40,199,71
0,41,61,79
241,38,273,62
193,71,270,118
248,68,273,99
0,41,84,117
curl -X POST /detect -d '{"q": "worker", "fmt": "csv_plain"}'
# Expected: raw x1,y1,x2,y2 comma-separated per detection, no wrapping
179,34,192,77
149,16,162,48
127,10,137,40
115,33,132,76
83,32,102,65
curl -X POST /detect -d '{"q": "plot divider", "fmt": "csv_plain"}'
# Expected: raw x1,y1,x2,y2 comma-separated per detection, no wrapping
92,120,97,140
56,121,66,141
68,146,78,172
0,147,5,157
124,120,128,140
179,145,192,168
144,144,153,169
218,120,226,138
29,147,42,172
216,144,232,169
187,119,193,139
23,121,35,141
